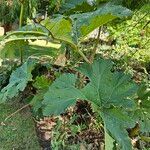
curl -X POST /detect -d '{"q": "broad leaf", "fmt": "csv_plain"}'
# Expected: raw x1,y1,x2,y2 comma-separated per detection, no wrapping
42,4,132,47
42,16,76,48
105,127,115,150
102,108,134,150
71,3,132,39
42,58,138,149
60,0,95,14
1,24,50,45
0,58,37,103
78,59,137,108
43,74,86,115
0,23,59,59
42,59,138,111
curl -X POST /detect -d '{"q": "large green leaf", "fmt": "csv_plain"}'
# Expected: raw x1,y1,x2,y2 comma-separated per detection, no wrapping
1,24,50,45
0,40,58,59
0,23,59,59
0,58,37,103
41,4,132,47
43,59,138,113
60,0,95,14
43,74,86,115
42,58,138,149
102,108,134,150
71,3,132,39
105,126,115,150
78,59,137,108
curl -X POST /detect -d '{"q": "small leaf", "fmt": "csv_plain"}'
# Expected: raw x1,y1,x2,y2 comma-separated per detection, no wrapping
30,75,51,112
0,58,37,103
33,75,51,90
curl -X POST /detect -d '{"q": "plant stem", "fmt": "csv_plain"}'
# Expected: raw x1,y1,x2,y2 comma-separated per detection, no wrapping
89,26,101,63
127,13,149,32
19,3,24,28
140,135,150,142
19,1,24,64
143,20,150,29
4,104,29,122
77,48,91,64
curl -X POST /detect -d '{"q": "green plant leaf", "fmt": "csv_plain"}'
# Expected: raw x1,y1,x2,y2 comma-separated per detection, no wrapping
0,40,28,59
71,3,132,39
105,127,115,150
30,75,52,112
41,4,132,48
42,16,76,48
132,84,150,132
132,108,150,133
33,75,51,90
43,74,86,115
0,58,37,103
42,58,138,149
102,108,134,150
60,0,95,14
78,59,137,108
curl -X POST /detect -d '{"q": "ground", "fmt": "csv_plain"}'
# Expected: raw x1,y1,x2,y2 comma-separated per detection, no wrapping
0,100,40,150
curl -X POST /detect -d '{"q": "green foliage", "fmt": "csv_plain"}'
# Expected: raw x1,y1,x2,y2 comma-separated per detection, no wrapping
0,2,132,62
109,0,149,10
0,0,40,24
105,128,115,150
39,4,132,45
43,74,85,115
0,1,149,149
30,75,51,112
0,23,59,59
0,58,37,103
43,16,75,48
107,11,150,64
70,3,132,40
131,84,150,133
43,58,138,149
60,0,96,14
102,108,134,150
140,4,150,13
0,0,20,24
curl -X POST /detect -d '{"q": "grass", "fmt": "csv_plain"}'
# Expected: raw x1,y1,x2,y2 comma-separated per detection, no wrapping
0,100,41,150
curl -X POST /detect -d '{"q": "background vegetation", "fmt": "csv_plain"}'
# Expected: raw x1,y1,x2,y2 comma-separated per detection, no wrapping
0,0,149,149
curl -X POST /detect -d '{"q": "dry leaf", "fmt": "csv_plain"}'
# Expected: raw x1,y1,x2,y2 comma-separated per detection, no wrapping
0,27,4,36
54,54,67,66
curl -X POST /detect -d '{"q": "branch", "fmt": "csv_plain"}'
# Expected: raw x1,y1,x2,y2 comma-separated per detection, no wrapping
4,104,30,122
89,26,101,63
